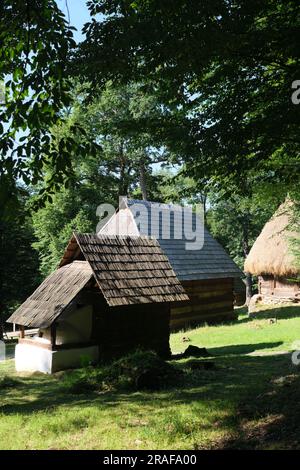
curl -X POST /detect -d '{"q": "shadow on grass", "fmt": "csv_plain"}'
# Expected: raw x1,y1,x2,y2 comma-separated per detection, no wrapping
181,305,300,332
1,342,300,449
250,305,300,321
4,343,16,360
209,341,283,357
218,363,300,449
0,350,295,414
237,305,300,324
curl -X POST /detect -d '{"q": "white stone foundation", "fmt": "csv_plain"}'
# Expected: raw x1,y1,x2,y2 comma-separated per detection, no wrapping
15,343,99,374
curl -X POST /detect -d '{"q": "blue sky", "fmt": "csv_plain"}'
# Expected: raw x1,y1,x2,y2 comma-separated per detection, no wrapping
56,0,91,43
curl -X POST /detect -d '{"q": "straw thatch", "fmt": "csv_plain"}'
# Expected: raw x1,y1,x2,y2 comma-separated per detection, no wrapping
244,200,300,276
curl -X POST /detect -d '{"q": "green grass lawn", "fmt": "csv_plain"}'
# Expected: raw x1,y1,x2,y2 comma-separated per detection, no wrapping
1,303,300,450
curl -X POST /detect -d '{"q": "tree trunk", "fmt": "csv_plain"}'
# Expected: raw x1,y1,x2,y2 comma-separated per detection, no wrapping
242,230,252,305
201,194,207,224
245,272,252,306
0,222,3,340
139,157,148,200
118,142,128,196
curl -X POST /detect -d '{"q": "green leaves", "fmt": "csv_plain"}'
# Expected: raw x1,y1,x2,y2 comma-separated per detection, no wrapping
0,0,86,211
77,0,300,189
0,184,41,319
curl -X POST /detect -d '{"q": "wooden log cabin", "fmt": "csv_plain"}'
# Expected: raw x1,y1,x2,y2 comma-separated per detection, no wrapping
100,198,245,330
244,200,300,302
7,234,188,373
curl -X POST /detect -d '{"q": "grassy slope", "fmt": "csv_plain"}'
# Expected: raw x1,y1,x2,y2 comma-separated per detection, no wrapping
1,304,300,450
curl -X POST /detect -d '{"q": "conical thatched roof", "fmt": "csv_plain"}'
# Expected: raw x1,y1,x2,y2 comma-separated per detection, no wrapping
244,200,300,276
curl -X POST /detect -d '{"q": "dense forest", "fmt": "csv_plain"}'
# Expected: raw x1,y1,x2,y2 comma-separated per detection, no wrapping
0,0,299,328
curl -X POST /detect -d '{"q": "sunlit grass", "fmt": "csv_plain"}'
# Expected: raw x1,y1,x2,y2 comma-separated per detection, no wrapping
171,304,300,355
1,303,300,450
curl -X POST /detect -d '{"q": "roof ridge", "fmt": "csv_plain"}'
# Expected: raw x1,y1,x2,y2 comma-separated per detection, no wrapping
127,198,189,210
74,232,155,239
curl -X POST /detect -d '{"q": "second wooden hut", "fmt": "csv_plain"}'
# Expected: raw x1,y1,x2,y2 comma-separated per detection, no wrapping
100,198,244,329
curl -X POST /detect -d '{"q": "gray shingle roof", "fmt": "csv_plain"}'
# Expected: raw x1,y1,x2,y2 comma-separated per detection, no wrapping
127,199,243,281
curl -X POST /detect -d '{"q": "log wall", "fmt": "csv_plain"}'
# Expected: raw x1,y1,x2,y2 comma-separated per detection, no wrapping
259,275,300,299
233,277,246,306
170,278,236,331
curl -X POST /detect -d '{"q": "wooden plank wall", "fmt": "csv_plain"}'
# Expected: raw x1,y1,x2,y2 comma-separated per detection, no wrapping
259,275,300,298
170,278,236,331
98,303,171,359
78,289,171,358
259,275,274,296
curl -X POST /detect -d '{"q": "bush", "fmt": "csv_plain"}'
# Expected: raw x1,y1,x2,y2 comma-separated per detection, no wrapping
111,350,180,390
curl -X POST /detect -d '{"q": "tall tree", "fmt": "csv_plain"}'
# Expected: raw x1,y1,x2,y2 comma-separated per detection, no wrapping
71,81,172,198
207,181,288,302
77,0,300,186
31,81,171,274
0,185,40,336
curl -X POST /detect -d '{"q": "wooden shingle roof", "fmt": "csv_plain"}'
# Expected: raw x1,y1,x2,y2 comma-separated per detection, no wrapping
8,234,188,327
7,261,93,328
70,233,188,307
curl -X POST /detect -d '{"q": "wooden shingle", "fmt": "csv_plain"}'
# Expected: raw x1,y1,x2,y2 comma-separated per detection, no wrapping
126,199,244,281
7,261,93,328
73,233,189,307
8,234,189,327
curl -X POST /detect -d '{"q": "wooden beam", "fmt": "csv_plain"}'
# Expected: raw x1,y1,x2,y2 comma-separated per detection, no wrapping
51,323,56,348
19,338,52,350
19,338,97,351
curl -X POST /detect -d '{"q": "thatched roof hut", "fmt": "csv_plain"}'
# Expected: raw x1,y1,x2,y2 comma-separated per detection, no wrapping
244,200,300,301
7,233,188,373
245,201,299,277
